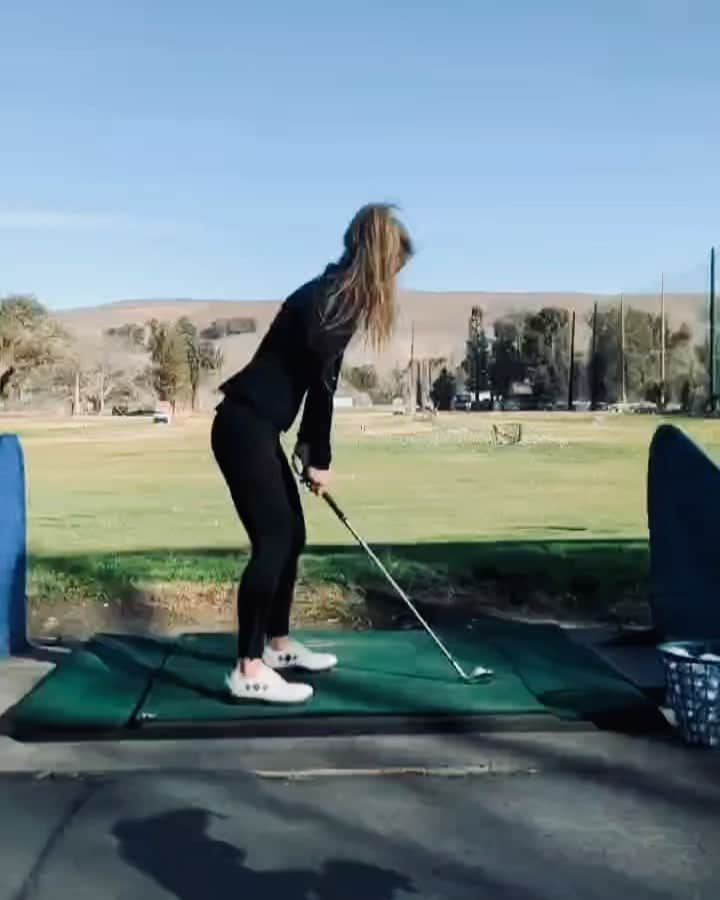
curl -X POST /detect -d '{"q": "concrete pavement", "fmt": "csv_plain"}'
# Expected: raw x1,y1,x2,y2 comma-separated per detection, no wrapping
1,637,719,898
1,765,718,900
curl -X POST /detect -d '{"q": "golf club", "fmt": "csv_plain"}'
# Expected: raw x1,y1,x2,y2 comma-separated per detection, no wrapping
292,454,493,683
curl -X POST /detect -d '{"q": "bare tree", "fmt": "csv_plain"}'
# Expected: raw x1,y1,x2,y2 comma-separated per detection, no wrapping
71,333,151,414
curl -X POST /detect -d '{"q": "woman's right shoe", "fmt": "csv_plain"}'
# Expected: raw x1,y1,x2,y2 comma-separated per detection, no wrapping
225,662,313,704
263,637,338,672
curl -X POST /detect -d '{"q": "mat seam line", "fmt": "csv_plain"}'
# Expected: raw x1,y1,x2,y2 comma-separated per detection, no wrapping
127,644,174,728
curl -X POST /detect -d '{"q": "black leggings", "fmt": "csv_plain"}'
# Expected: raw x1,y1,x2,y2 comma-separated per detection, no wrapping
211,398,306,660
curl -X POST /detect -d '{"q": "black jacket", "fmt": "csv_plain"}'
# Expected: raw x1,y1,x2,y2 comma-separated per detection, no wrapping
218,266,356,469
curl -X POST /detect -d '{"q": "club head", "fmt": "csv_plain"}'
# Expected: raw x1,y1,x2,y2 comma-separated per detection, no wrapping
466,665,494,683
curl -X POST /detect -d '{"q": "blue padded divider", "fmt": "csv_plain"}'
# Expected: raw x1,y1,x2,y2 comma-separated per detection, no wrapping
647,424,720,640
0,434,28,656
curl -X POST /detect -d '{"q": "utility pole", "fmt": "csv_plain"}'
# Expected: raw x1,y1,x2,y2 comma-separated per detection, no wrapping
567,309,576,411
659,273,666,409
406,321,416,415
711,248,717,414
619,294,627,404
590,302,599,410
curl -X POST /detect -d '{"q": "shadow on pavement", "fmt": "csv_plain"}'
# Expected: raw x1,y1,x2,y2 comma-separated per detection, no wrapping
112,807,415,900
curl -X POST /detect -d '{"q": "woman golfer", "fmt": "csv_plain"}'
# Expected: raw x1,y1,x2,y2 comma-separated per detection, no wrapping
211,204,414,703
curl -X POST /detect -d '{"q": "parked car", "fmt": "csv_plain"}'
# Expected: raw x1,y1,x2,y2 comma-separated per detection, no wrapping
631,400,658,415
453,392,472,411
153,400,173,424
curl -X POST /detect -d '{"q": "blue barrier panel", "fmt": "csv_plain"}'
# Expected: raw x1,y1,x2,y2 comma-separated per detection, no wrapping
0,434,28,656
647,424,720,640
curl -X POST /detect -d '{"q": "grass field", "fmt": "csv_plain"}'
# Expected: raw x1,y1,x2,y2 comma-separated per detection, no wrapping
5,409,720,637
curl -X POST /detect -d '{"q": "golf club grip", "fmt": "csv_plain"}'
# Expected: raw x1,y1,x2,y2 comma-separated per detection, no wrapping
321,491,346,522
292,453,343,518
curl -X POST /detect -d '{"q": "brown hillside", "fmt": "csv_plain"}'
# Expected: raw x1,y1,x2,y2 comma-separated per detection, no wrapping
56,289,708,377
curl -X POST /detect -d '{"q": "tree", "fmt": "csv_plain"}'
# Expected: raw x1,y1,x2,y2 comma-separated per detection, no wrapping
585,304,703,408
145,317,224,412
666,322,706,410
104,323,147,347
463,307,490,399
431,367,456,410
50,330,149,416
587,307,620,406
344,364,379,394
367,365,406,404
622,308,685,404
175,316,224,410
176,317,201,411
200,317,256,339
521,308,570,404
199,340,224,378
489,318,525,402
0,295,67,399
624,309,661,403
82,335,151,414
146,319,188,411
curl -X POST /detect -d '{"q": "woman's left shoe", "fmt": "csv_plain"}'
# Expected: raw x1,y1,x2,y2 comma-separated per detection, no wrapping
263,638,338,672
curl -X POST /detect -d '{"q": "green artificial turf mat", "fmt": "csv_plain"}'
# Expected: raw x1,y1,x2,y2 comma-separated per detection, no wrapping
137,629,544,723
9,621,657,735
486,626,653,717
136,623,653,725
10,634,171,732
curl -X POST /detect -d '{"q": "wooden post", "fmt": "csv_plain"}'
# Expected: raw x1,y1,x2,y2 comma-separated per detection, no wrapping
73,370,81,416
619,294,626,404
406,322,416,414
710,248,716,413
420,359,430,409
590,302,598,410
660,273,666,408
567,309,576,411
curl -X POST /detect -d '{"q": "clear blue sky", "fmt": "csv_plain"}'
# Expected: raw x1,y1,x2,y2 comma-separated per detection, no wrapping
1,1,718,309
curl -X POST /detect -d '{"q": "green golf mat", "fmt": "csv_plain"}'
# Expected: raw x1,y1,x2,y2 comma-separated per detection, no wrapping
10,634,171,731
9,620,660,737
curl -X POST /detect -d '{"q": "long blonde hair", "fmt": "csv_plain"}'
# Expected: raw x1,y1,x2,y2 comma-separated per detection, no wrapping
321,204,413,351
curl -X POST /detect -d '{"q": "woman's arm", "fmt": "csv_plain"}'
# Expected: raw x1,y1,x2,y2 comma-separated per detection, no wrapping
296,349,344,470
295,284,355,471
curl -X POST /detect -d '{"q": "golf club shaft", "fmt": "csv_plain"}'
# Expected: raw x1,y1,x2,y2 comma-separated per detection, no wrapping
317,490,472,681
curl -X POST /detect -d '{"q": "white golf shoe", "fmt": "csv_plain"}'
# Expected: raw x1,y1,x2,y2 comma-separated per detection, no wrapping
225,662,313,704
263,638,338,673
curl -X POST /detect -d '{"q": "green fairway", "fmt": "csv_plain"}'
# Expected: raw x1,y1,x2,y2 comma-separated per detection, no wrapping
6,409,720,629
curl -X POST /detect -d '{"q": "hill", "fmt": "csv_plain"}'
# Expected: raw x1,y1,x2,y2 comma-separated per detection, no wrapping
55,288,709,377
